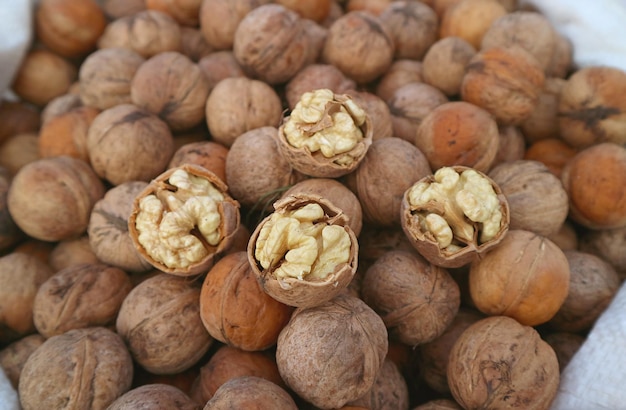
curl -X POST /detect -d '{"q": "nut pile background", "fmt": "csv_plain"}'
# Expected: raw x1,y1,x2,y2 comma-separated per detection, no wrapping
1,0,626,409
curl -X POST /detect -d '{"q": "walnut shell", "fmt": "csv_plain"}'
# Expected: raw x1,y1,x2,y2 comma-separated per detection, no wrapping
447,316,560,410
439,0,507,49
18,327,134,410
375,59,423,103
199,251,294,351
400,166,510,268
276,293,388,409
204,376,298,409
168,141,229,183
108,384,199,410
128,164,240,276
285,64,357,110
32,263,132,338
422,37,476,97
361,250,460,346
247,194,359,308
49,235,100,271
347,358,410,410
116,273,213,374
0,334,45,389
379,1,438,60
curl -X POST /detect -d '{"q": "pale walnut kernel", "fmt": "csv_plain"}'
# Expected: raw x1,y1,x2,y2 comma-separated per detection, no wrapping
407,167,502,250
255,203,351,281
283,89,367,166
135,169,224,269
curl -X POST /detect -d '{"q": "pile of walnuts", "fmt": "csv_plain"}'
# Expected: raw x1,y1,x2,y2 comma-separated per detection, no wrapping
1,0,626,409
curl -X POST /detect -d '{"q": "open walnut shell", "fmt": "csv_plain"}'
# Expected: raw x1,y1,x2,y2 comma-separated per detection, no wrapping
128,164,240,276
400,165,509,268
247,193,358,308
276,89,373,178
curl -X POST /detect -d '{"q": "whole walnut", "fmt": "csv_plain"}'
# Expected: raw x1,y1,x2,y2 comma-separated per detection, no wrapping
523,137,575,178
488,160,569,237
190,345,285,405
101,0,146,19
347,358,410,410
0,334,45,389
322,10,395,83
205,77,283,147
108,384,199,410
7,156,105,242
345,137,432,227
461,46,545,125
116,273,213,374
48,235,100,271
379,1,438,60
0,170,22,251
543,332,585,373
0,132,40,178
225,127,302,209
361,250,460,346
32,263,132,338
199,0,271,50
285,64,356,110
145,0,202,26
131,51,211,132
38,105,99,163
579,225,626,276
447,316,560,410
179,27,214,62
88,181,154,273
35,0,107,58
40,93,82,125
388,82,448,142
375,59,423,103
233,4,321,84
345,90,395,141
520,78,565,144
168,141,229,183
197,51,246,92
79,47,145,110
98,10,182,58
18,327,134,410
422,37,476,97
86,104,175,185
0,252,53,344
439,0,507,49
204,376,298,410
199,251,294,351
0,99,41,144
276,293,388,409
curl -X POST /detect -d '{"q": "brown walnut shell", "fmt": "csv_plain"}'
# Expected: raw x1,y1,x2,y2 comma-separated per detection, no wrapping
247,194,359,308
128,164,240,276
400,165,510,268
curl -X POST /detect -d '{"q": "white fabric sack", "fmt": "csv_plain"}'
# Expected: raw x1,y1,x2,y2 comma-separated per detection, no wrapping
0,0,32,101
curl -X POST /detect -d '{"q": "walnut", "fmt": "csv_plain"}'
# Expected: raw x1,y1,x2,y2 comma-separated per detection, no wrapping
7,156,105,242
190,345,285,405
488,160,569,236
275,0,332,22
439,0,507,49
493,125,526,168
199,0,271,50
197,51,245,92
361,250,460,346
18,327,134,410
281,178,363,237
547,220,579,252
0,334,45,389
285,64,356,110
205,77,283,147
481,11,557,73
248,194,358,308
116,273,213,374
145,0,202,26
101,0,146,19
469,229,571,326
558,66,626,148
179,27,213,62
345,89,395,141
88,181,154,273
40,93,82,125
375,59,423,103
79,47,145,110
86,104,175,186
0,100,41,144
0,171,23,251
276,293,388,409
0,253,53,344
204,376,298,409
35,0,107,58
168,141,229,183
0,133,40,178
108,384,199,410
401,166,510,268
225,127,302,209
48,235,100,271
32,263,132,338
98,10,182,58
413,399,462,410
422,37,476,97
199,251,294,351
388,82,448,143
11,49,78,107
131,51,210,132
129,165,240,276
543,332,585,373
415,101,499,172
379,1,438,60
447,316,560,409
38,105,99,163
579,226,626,277
347,358,410,410
548,250,620,333
345,137,432,227
523,138,575,178
277,89,373,178
461,46,545,125
233,4,321,84
322,10,395,83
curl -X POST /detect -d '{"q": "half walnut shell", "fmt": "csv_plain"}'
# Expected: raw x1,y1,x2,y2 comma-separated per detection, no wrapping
247,193,359,308
128,164,240,276
400,165,509,268
276,90,373,178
